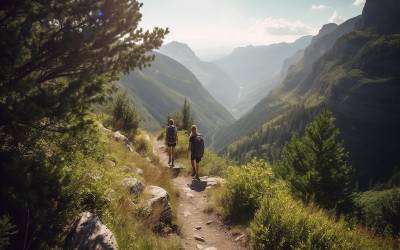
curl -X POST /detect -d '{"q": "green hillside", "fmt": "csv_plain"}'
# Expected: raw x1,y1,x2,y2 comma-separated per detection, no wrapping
216,1,400,188
159,41,240,112
120,52,235,136
212,18,359,152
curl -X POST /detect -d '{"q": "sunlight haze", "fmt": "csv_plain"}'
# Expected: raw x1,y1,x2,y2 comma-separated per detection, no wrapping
141,0,365,60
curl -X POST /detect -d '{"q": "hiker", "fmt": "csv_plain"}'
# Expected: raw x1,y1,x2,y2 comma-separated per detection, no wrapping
166,119,178,166
188,125,204,180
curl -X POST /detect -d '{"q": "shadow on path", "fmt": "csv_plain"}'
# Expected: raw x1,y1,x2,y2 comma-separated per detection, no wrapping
188,179,207,192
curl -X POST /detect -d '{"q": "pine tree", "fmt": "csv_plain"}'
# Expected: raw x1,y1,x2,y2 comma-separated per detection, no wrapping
181,97,193,132
112,92,140,139
280,110,354,209
0,1,167,248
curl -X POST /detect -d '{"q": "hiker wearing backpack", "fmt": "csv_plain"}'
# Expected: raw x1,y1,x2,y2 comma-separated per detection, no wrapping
166,119,178,166
187,125,204,180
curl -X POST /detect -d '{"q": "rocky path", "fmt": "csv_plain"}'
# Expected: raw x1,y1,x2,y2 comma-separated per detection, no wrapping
152,138,246,250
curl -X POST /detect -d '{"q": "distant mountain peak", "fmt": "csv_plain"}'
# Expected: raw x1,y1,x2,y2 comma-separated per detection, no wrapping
159,41,199,62
319,23,338,36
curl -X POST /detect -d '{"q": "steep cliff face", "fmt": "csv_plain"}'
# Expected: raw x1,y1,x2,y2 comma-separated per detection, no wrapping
357,0,400,34
217,0,400,188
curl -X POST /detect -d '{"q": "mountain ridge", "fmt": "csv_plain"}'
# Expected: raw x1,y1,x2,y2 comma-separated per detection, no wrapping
159,42,240,112
216,0,400,188
119,52,235,137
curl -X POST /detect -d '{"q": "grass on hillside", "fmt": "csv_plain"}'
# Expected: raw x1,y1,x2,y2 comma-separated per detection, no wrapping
73,124,181,250
158,130,234,177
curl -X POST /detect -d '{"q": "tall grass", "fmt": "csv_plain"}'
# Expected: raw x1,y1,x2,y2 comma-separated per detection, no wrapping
211,157,395,249
172,131,234,177
72,126,180,249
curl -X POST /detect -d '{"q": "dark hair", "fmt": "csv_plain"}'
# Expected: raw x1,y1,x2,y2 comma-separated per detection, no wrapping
168,119,174,125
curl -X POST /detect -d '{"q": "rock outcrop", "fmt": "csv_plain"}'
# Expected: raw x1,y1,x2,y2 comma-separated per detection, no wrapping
122,177,144,196
65,212,118,250
144,185,172,224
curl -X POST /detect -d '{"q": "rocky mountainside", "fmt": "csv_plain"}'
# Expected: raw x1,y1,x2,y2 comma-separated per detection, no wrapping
119,52,235,136
159,41,240,112
214,0,400,188
212,18,358,152
214,36,312,117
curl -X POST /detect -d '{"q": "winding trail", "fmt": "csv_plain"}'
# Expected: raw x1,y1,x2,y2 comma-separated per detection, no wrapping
152,138,247,250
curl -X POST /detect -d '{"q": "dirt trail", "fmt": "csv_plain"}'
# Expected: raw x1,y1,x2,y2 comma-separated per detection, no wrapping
152,138,246,250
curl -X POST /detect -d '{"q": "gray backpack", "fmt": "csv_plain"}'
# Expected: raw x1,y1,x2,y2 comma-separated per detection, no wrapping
166,125,177,144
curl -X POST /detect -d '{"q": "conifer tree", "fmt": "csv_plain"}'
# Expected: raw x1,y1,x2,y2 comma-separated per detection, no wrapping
181,98,193,132
280,110,354,209
0,1,167,248
112,92,140,139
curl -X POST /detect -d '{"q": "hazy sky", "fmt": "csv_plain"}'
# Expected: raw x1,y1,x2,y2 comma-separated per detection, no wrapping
140,0,365,60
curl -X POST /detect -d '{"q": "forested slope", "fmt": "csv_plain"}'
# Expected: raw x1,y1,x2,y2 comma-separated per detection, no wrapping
218,0,400,188
120,52,235,136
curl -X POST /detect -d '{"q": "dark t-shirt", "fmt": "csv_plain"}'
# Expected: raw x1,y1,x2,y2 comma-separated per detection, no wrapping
189,135,196,153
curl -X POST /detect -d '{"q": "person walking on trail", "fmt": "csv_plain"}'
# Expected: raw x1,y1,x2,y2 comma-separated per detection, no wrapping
166,119,178,166
188,125,204,180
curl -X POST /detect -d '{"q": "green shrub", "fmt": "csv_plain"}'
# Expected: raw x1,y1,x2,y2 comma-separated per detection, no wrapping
0,215,17,249
134,134,151,156
112,92,141,140
199,150,233,177
220,159,273,222
352,188,400,236
174,131,189,159
250,187,390,250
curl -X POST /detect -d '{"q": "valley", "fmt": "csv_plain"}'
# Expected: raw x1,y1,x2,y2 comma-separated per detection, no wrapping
1,0,399,249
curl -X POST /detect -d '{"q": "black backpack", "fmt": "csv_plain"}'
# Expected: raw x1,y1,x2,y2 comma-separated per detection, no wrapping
166,125,177,144
191,134,204,158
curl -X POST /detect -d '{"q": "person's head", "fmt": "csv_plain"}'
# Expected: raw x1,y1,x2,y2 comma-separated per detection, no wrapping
190,125,197,136
168,119,174,126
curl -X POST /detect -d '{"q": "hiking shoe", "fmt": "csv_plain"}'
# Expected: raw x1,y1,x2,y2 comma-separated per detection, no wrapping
191,171,196,177
195,174,200,180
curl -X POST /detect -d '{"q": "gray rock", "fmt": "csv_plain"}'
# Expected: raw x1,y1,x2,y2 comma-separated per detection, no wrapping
105,159,116,167
65,211,118,250
122,178,144,196
145,185,172,224
194,234,205,242
197,244,204,249
135,168,144,175
206,220,213,225
234,234,245,242
114,131,129,143
126,143,134,152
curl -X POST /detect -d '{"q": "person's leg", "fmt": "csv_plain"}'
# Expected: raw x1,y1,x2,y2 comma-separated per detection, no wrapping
171,146,175,166
168,146,172,164
194,159,200,179
190,159,196,176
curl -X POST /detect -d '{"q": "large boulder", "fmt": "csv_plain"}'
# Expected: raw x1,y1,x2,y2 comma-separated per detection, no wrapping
65,212,118,250
145,185,172,224
122,177,144,196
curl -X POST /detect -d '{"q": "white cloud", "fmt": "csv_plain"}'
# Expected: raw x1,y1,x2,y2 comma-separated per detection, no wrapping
353,0,366,6
328,10,345,24
253,17,314,36
311,4,329,10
